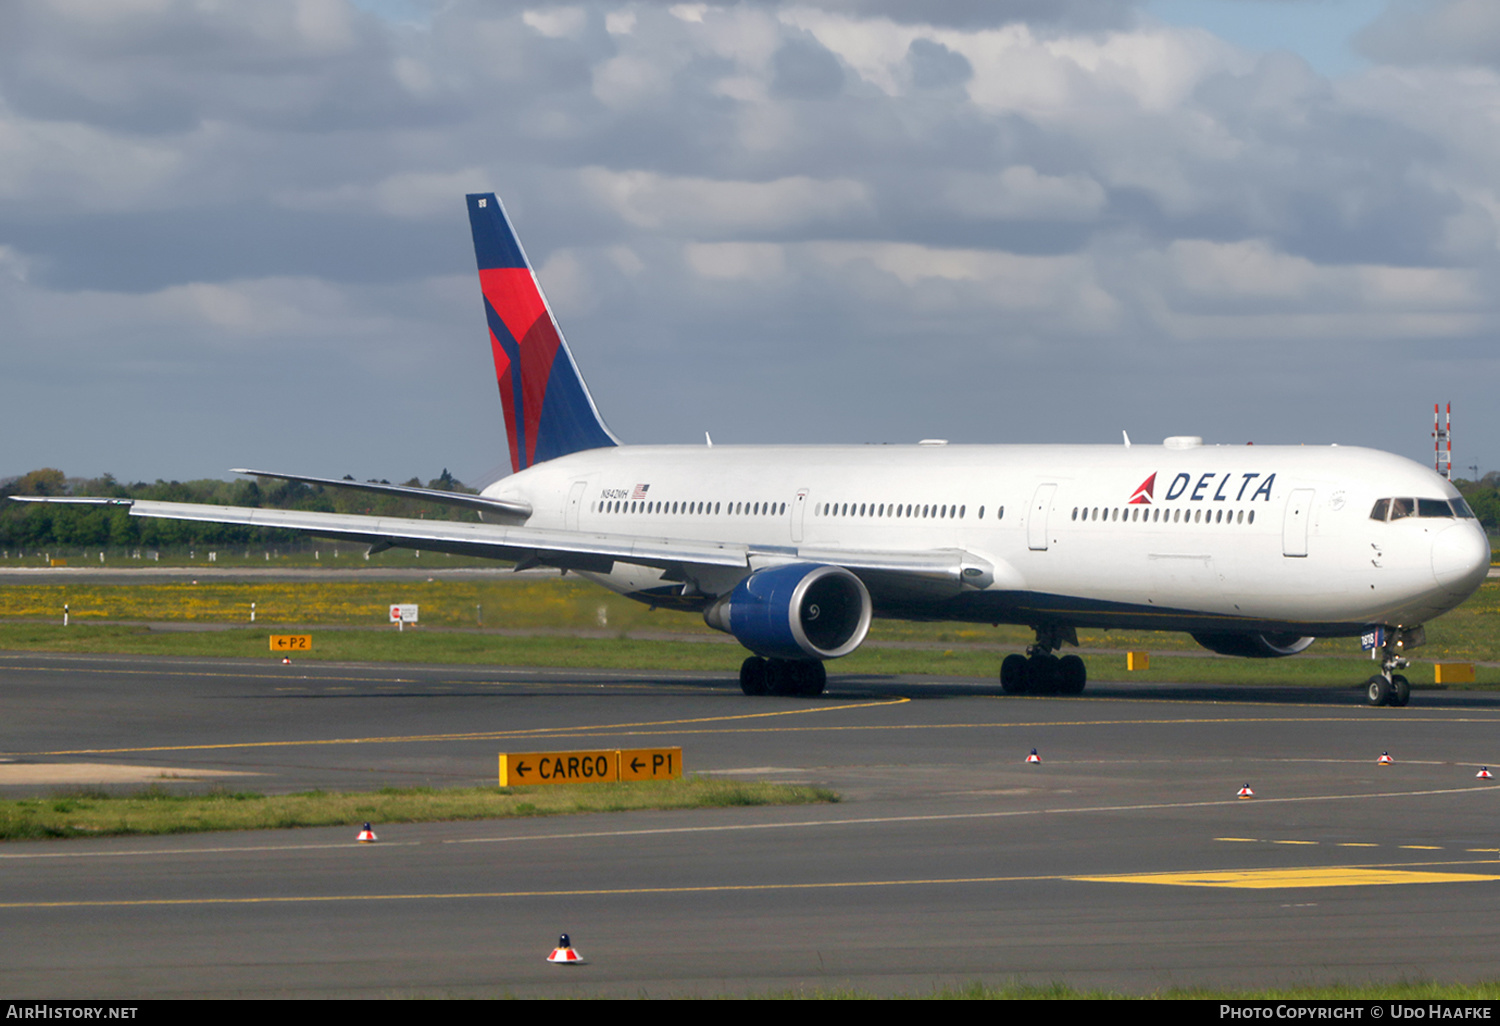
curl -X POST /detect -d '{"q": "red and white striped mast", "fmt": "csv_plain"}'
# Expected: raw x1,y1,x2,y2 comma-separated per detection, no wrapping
1433,403,1452,480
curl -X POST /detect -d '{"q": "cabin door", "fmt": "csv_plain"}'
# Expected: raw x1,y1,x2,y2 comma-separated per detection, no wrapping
565,481,587,530
1027,484,1056,551
1282,488,1314,557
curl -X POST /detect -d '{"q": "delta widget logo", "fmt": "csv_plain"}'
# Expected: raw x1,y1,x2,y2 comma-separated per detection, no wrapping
1127,473,1156,505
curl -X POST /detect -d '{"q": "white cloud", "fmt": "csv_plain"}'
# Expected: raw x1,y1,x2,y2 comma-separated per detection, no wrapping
7,0,1500,474
273,168,492,219
1162,239,1479,310
684,241,786,280
522,7,588,40
579,167,871,234
0,109,184,209
805,239,1117,326
940,166,1106,221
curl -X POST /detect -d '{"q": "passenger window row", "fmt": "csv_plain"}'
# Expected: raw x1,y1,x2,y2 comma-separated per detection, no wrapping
1072,506,1257,525
819,502,991,520
818,504,1010,521
596,500,787,516
593,498,1021,522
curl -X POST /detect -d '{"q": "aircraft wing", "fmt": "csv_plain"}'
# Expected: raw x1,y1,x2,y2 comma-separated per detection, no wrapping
11,497,747,575
10,497,996,592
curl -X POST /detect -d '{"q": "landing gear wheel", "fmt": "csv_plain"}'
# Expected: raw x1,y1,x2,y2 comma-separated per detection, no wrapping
1057,654,1087,695
764,658,792,696
1029,655,1061,695
1000,654,1029,695
1366,674,1392,707
1389,674,1410,707
740,656,768,696
787,660,826,697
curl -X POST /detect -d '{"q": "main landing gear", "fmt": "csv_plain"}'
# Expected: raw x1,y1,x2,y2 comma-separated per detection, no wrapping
740,656,827,697
1365,627,1421,707
1000,625,1086,696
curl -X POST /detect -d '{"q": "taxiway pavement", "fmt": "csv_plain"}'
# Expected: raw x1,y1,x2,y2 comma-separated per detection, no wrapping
2,652,1499,997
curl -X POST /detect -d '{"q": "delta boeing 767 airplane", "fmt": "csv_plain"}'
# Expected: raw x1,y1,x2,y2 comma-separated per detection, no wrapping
19,194,1490,706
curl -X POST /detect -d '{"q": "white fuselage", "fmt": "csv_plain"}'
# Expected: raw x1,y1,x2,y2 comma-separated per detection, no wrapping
481,440,1490,637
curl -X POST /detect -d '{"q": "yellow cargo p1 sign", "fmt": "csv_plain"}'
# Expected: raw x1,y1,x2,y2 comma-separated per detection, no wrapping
618,748,682,782
498,748,684,786
499,750,617,786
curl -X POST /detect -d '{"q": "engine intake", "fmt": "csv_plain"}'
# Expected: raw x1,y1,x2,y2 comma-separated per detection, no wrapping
1190,632,1316,659
703,563,872,661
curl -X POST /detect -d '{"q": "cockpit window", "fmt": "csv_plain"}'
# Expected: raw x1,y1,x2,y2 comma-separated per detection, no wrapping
1374,496,1461,521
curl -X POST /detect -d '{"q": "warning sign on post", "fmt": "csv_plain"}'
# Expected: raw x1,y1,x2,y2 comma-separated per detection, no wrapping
389,604,419,624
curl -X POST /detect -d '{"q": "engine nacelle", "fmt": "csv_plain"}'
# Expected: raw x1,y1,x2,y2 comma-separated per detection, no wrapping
703,563,872,661
1190,632,1316,659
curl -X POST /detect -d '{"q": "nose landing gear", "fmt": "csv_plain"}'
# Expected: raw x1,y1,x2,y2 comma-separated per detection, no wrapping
1365,626,1422,707
1366,673,1410,707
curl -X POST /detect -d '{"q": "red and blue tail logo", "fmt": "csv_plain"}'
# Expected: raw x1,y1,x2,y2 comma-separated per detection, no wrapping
467,193,617,474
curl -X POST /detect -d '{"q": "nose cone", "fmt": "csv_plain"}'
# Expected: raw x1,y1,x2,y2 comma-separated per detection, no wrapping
1432,521,1490,594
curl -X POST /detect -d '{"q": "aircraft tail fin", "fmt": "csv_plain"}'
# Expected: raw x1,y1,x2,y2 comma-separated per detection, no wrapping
467,193,618,474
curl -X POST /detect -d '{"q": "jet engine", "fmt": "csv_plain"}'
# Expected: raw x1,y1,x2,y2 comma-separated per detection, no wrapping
1190,632,1316,658
703,563,872,661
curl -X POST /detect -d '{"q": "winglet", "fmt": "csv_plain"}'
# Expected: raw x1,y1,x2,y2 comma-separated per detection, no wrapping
467,194,618,475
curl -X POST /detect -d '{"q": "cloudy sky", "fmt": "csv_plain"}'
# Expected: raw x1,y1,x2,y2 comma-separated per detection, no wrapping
3,0,1498,487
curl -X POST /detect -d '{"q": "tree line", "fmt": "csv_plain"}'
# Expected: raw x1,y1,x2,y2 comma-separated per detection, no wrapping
0,468,482,551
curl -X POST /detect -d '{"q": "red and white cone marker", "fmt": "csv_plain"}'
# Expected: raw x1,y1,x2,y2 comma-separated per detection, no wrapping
1025,748,1041,764
1378,752,1393,766
547,933,584,965
1236,784,1254,799
356,822,377,843
282,658,291,664
1478,767,1493,779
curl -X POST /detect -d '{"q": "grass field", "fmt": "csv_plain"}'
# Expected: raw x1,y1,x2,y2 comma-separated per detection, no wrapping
0,779,838,841
1,575,1498,687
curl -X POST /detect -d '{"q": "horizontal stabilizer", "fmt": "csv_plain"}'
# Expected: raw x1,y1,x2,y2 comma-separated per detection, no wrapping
229,469,532,518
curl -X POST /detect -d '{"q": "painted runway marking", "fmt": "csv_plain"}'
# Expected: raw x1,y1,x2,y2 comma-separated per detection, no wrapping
1217,837,1457,850
3,785,1496,863
443,783,1500,846
8,698,910,756
2,780,1488,864
29,711,1500,758
0,841,422,860
1072,866,1500,889
5,858,1496,909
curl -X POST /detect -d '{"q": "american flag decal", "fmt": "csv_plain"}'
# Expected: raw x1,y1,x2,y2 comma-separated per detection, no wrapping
631,483,651,500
